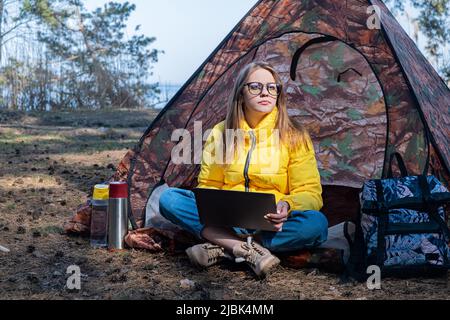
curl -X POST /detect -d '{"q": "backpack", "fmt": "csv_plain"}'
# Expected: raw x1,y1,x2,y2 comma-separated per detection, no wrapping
347,151,450,280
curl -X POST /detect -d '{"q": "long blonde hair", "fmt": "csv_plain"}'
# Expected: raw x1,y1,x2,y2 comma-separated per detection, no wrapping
224,61,311,157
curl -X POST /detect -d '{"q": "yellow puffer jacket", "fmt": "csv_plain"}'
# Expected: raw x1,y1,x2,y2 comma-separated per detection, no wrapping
197,106,323,213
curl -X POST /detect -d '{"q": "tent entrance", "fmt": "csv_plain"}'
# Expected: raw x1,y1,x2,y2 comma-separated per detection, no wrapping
162,32,388,228
252,33,388,225
251,32,388,188
322,185,361,226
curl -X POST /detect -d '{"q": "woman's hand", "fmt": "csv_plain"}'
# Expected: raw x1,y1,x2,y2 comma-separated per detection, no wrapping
264,201,290,231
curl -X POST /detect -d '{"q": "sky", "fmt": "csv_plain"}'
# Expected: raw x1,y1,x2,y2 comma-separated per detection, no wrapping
83,1,433,86
85,0,259,85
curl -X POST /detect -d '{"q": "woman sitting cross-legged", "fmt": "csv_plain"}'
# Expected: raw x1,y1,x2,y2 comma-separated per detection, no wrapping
159,61,328,278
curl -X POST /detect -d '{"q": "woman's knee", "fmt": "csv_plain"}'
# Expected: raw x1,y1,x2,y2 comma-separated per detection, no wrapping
305,210,328,233
297,210,328,242
261,210,328,252
158,187,179,219
159,187,196,221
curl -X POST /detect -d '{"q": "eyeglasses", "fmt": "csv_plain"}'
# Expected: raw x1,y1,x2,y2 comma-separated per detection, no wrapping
243,82,281,96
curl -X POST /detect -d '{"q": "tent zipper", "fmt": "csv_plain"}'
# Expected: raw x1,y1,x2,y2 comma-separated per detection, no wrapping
244,130,256,192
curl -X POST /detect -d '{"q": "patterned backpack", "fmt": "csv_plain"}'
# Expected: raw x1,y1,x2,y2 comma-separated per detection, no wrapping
348,152,450,279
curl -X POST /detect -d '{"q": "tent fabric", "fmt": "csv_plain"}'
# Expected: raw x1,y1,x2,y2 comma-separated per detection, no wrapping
111,0,450,229
372,0,450,173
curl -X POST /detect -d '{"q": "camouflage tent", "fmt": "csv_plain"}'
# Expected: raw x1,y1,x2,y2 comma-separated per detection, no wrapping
113,0,450,229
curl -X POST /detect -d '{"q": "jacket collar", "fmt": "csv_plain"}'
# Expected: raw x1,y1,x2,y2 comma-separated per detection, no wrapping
239,106,279,133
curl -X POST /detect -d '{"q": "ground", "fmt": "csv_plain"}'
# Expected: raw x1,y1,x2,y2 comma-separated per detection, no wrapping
0,108,449,300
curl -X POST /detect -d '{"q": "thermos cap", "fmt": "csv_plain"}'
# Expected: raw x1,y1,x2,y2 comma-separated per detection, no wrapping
93,184,109,200
109,181,128,198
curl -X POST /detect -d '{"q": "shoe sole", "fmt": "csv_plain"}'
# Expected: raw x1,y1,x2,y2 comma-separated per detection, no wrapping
256,256,281,278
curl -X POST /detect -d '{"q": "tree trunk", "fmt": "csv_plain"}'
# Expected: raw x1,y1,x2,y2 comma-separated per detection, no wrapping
0,0,4,65
76,7,116,109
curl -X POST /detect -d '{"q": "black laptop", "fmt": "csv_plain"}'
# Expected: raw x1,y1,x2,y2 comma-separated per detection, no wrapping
192,188,278,231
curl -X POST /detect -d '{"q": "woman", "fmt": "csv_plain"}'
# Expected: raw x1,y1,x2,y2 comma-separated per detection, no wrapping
159,62,328,278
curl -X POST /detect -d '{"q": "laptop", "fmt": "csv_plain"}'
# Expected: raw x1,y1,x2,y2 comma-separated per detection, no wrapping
192,188,278,231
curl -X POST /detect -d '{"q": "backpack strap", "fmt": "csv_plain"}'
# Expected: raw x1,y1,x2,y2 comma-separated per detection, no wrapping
422,129,431,176
343,221,354,247
343,200,369,282
387,152,408,178
418,175,450,241
375,180,388,267
385,128,430,178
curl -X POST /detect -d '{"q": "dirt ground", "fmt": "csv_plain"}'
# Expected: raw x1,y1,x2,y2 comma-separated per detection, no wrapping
0,108,449,300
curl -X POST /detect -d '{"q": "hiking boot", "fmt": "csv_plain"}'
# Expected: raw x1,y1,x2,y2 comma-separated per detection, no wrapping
186,242,229,268
232,239,280,278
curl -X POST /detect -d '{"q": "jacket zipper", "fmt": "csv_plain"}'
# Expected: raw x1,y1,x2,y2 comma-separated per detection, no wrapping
244,130,256,192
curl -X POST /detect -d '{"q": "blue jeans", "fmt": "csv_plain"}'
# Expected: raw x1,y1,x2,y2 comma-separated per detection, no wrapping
159,187,328,253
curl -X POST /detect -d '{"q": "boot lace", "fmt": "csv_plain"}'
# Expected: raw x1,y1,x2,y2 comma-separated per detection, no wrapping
235,237,266,267
250,242,266,256
204,244,224,263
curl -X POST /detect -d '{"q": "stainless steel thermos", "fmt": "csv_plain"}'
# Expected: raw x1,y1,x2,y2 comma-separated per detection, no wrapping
108,181,129,249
